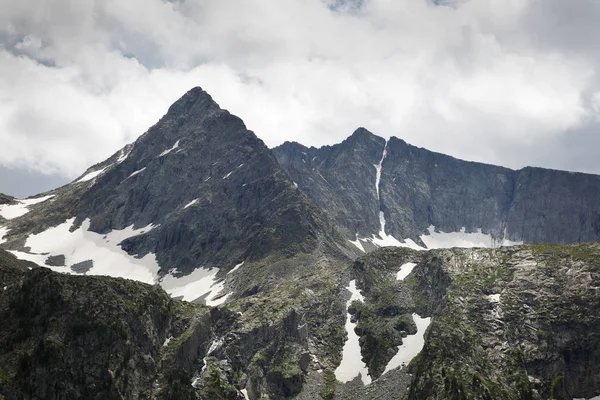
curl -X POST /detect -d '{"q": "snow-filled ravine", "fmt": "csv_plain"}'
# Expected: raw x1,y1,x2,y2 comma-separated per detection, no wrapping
382,313,431,375
0,195,55,220
335,280,371,385
7,218,235,305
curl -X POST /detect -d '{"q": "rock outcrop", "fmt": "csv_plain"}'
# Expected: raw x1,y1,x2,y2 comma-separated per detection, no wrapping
344,244,600,400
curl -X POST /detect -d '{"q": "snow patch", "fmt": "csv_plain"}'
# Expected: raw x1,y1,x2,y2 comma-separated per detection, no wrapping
184,199,199,209
127,167,146,179
420,226,522,249
159,140,180,157
191,377,202,389
349,237,365,253
0,226,9,244
228,261,244,275
11,218,159,283
117,147,131,163
241,389,250,399
369,142,424,250
374,142,387,201
396,262,417,281
487,294,501,303
0,195,55,220
382,314,431,375
76,167,109,183
8,250,47,265
370,212,424,250
201,339,224,375
356,224,523,252
161,267,230,306
163,336,173,347
222,164,245,180
335,280,371,385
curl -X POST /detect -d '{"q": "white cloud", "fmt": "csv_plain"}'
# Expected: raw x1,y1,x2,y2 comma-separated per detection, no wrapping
1,0,600,180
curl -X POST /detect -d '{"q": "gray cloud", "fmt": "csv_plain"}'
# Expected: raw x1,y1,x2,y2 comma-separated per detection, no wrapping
1,0,600,193
0,165,67,198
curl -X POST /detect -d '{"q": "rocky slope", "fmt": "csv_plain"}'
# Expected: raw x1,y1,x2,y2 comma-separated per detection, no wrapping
0,249,348,400
2,239,598,399
342,244,600,400
273,129,600,248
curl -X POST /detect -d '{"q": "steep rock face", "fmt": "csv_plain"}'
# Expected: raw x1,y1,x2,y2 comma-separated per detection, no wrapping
273,130,600,247
507,167,600,244
0,251,193,400
380,137,515,242
274,128,384,238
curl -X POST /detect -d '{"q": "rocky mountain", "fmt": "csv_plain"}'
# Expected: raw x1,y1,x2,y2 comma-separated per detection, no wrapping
0,88,598,399
0,87,354,303
273,128,600,250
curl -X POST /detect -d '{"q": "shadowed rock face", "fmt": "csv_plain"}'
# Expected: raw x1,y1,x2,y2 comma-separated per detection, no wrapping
273,129,600,246
274,128,385,239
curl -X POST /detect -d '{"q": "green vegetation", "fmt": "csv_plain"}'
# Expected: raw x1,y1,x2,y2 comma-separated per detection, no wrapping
203,357,238,400
0,368,10,384
549,375,564,400
319,370,336,399
532,243,600,270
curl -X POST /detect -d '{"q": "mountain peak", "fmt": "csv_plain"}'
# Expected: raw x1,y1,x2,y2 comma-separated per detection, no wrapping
164,86,221,119
350,127,375,137
349,127,383,143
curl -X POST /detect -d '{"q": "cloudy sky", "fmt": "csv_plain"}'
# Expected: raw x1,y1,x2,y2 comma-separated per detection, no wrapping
2,0,600,197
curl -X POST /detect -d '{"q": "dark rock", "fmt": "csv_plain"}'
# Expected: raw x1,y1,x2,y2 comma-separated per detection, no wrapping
45,254,66,267
0,194,15,205
70,259,94,274
273,129,384,238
